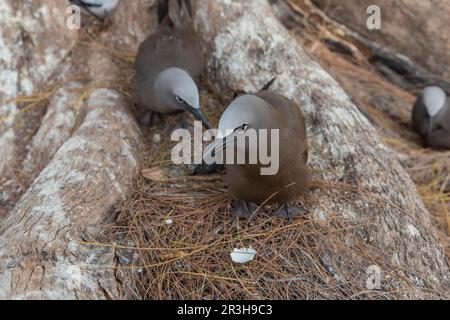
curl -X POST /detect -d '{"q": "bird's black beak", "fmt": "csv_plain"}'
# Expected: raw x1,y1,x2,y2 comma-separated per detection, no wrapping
428,117,434,136
210,138,228,158
186,107,211,129
202,137,225,163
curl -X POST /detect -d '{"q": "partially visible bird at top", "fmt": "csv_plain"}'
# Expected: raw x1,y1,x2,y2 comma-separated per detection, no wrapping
134,0,210,128
69,0,119,20
412,85,450,149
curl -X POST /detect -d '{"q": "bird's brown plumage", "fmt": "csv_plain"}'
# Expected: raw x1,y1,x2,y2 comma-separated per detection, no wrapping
225,91,311,205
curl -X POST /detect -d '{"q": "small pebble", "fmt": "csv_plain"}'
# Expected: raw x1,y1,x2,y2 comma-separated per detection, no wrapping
275,61,284,74
152,133,162,144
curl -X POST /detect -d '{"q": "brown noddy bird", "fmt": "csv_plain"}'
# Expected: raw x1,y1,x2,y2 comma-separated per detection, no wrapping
134,0,210,128
412,86,450,149
203,90,311,220
69,0,119,19
193,78,278,176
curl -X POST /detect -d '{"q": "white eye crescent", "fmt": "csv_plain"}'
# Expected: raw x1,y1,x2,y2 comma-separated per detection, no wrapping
234,124,248,133
175,95,185,104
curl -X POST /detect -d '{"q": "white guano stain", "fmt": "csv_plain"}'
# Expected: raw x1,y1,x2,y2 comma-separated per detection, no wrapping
406,224,421,237
0,129,16,174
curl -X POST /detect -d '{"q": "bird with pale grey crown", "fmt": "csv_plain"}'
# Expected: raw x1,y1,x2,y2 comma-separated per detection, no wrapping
134,0,210,129
412,86,450,149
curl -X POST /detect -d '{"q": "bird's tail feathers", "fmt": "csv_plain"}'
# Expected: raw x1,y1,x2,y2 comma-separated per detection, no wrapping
158,0,192,26
231,77,278,100
260,77,277,91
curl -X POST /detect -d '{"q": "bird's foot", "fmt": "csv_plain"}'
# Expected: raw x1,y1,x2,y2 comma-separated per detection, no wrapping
274,203,309,221
193,163,224,175
231,200,259,219
139,110,152,126
177,119,193,130
100,16,114,30
150,112,163,126
139,110,162,127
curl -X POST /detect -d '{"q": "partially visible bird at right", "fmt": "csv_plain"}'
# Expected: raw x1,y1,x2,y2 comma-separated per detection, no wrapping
412,86,450,149
69,0,119,19
134,0,210,128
